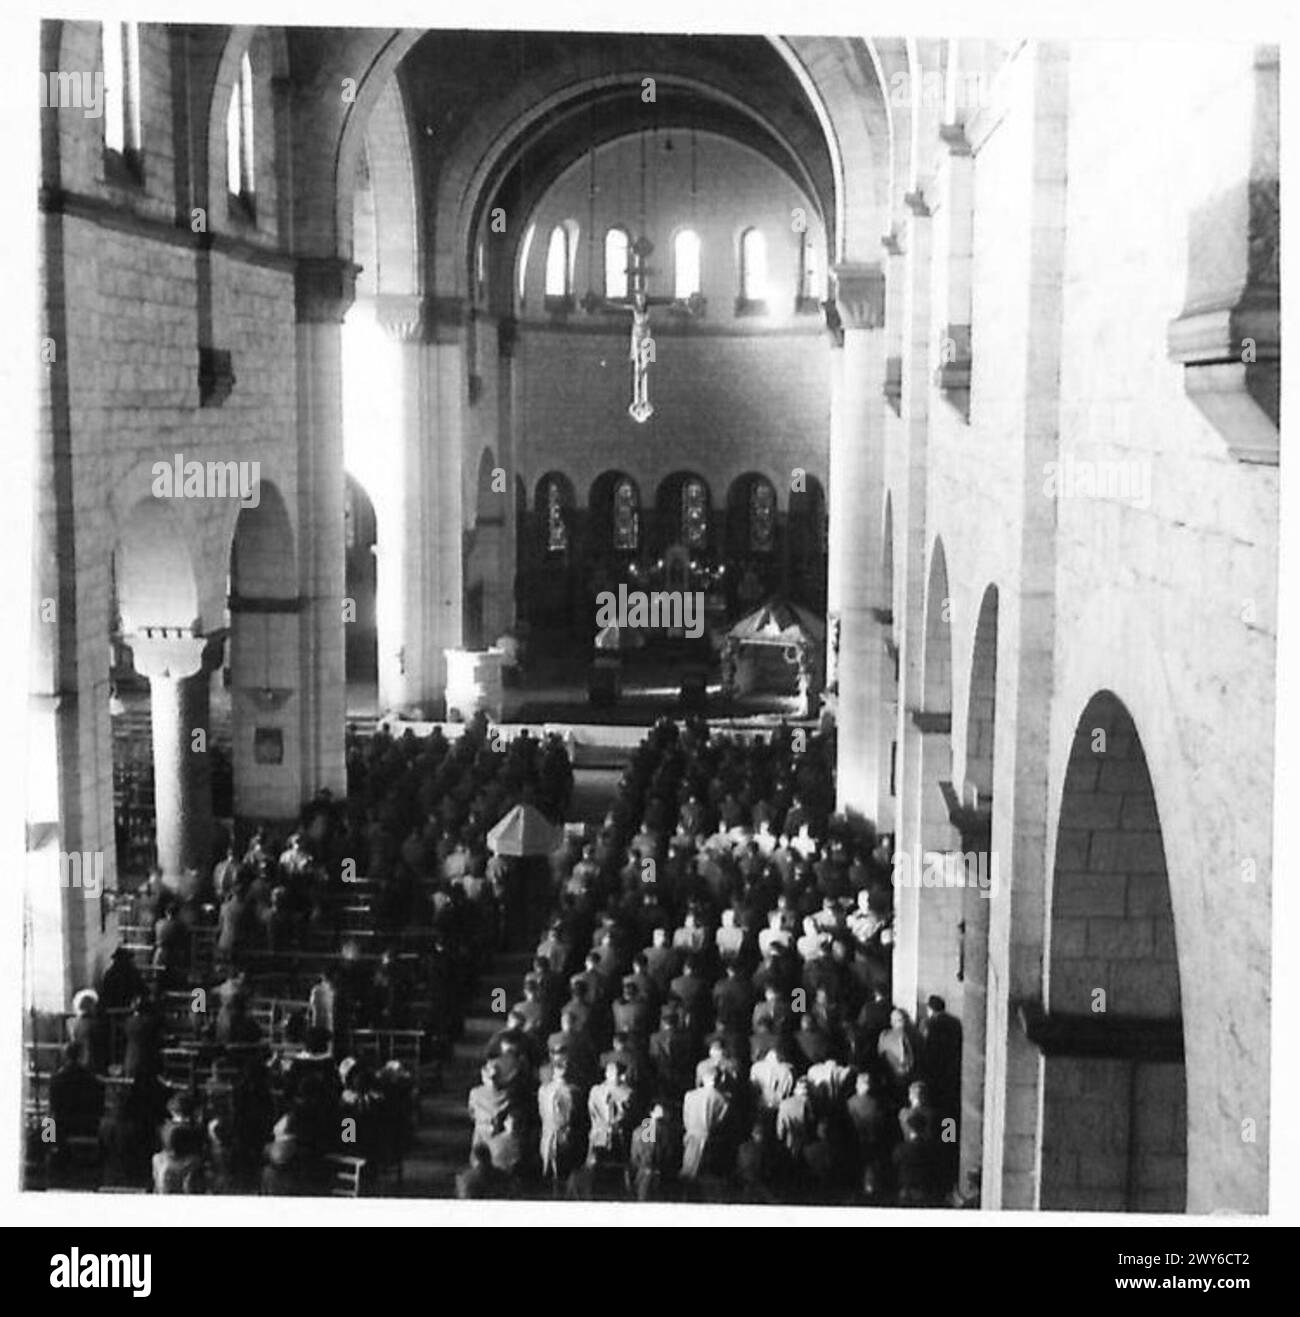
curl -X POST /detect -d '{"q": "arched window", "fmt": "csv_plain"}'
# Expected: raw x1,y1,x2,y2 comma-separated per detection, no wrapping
613,478,640,551
799,232,822,304
546,480,568,553
739,228,768,303
749,479,776,552
545,222,578,299
226,51,255,202
518,223,536,304
674,229,701,301
681,479,708,549
102,22,141,158
605,228,631,301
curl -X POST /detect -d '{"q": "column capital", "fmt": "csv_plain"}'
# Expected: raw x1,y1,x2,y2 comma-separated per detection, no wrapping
939,121,974,157
126,630,223,681
374,293,427,342
904,188,932,218
295,257,359,324
831,262,886,331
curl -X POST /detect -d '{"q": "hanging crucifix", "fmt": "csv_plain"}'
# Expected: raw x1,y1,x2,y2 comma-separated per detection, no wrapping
602,234,672,424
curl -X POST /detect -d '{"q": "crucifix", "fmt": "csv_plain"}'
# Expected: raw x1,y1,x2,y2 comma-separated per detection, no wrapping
606,234,673,423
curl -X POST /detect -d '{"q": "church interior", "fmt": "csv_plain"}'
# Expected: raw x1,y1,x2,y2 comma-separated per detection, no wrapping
28,21,1278,1213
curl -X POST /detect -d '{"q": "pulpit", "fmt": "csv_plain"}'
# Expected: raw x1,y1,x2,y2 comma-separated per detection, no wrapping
444,647,505,722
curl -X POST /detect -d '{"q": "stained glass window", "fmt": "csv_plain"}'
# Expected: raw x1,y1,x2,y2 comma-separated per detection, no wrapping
546,480,568,552
681,479,708,548
614,478,639,551
749,480,775,552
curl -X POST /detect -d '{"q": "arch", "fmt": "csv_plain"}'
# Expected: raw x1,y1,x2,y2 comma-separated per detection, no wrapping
446,61,835,300
775,36,896,261
205,26,290,228
358,76,421,297
228,479,302,821
725,471,779,557
655,471,713,556
1041,691,1186,1213
921,537,952,714
229,481,296,601
114,498,201,633
955,582,998,1201
475,447,503,527
964,585,998,800
906,532,961,1125
739,225,768,302
589,470,641,554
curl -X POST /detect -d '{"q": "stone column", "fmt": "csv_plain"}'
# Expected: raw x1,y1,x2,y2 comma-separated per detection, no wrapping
428,301,467,694
823,320,845,693
295,259,353,797
498,315,519,634
372,294,466,718
830,263,888,821
374,293,425,716
127,631,223,892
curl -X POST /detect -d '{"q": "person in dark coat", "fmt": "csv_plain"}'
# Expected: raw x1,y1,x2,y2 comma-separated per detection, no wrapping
50,1042,104,1139
100,947,145,1012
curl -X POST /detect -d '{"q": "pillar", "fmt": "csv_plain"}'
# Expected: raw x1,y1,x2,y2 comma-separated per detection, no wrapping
823,327,845,690
373,293,465,718
295,259,352,796
127,631,223,893
830,263,888,821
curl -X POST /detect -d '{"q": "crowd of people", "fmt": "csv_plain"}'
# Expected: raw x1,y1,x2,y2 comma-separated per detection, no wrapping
37,714,575,1196
461,717,966,1205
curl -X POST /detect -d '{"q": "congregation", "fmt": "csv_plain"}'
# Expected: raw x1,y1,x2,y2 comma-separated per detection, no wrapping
30,715,573,1196
460,718,965,1205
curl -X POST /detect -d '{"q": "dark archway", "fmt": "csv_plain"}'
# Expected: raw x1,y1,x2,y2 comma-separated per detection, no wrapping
229,481,300,825
1040,691,1186,1212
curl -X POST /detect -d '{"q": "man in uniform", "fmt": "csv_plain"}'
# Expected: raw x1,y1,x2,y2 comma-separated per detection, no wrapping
681,1067,731,1181
538,1054,586,1185
586,1059,635,1164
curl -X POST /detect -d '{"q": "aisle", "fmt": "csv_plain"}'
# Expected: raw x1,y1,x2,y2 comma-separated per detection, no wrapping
395,950,534,1197
377,764,630,1197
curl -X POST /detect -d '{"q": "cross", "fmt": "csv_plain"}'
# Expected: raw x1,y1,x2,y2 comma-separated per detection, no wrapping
599,235,674,424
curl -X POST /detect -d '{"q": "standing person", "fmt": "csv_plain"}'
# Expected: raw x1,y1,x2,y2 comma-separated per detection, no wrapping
627,1100,683,1201
586,1060,635,1164
919,994,963,1119
538,1055,586,1187
681,1067,731,1181
66,988,107,1074
877,1006,920,1107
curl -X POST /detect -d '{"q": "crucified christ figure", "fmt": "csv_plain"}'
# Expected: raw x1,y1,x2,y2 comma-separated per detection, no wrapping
628,291,655,423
